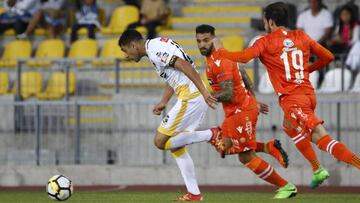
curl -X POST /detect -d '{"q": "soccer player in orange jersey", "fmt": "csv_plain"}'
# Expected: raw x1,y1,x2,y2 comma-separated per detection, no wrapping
196,24,296,199
213,2,360,188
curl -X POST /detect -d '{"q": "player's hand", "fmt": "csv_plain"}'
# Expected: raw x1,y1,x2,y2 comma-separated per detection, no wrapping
203,92,217,109
152,102,166,115
257,101,269,115
212,38,224,51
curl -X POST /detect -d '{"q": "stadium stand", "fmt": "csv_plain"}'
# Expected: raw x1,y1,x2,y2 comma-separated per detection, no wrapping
101,5,139,35
0,40,31,68
37,72,76,100
318,68,352,93
258,71,274,94
0,72,9,94
27,39,65,67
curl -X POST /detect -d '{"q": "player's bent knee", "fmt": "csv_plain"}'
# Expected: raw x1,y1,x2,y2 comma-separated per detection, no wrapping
153,131,169,150
238,150,256,164
311,124,328,143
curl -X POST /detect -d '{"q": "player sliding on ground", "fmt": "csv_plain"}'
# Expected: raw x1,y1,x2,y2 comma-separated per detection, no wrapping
213,1,360,189
195,24,297,199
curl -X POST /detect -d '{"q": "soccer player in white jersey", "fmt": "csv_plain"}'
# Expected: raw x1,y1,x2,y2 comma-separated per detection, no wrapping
118,29,222,201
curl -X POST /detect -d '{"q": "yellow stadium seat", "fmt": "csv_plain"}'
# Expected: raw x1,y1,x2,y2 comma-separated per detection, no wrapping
94,39,126,66
222,35,244,51
12,72,43,99
101,6,139,34
0,7,5,15
68,39,97,66
98,7,106,26
0,72,10,95
34,28,47,36
243,67,254,82
28,39,65,67
0,40,31,68
3,29,15,36
37,72,76,100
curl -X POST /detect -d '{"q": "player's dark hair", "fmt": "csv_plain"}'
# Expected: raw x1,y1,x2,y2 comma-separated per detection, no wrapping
195,24,216,35
118,29,143,46
264,2,289,27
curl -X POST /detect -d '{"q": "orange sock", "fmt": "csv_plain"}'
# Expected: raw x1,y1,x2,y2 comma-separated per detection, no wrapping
317,135,358,169
284,127,320,171
255,142,266,153
245,156,288,188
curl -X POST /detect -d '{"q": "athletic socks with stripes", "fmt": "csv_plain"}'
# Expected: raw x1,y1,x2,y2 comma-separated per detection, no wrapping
245,156,288,188
317,135,360,170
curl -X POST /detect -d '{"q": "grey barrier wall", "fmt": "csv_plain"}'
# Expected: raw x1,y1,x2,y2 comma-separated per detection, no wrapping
0,93,359,168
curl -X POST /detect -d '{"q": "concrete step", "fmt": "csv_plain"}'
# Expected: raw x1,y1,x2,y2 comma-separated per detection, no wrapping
182,6,262,18
189,0,270,7
158,28,244,39
172,17,251,30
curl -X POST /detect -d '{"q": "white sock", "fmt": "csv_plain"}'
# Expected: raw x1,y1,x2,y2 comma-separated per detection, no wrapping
173,150,201,195
168,130,212,149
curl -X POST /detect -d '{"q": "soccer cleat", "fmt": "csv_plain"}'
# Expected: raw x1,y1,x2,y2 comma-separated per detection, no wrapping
273,183,297,199
174,193,203,201
310,167,330,189
267,139,289,168
208,127,225,158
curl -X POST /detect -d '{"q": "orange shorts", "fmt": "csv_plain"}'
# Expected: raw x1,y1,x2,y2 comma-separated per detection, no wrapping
221,108,258,153
280,94,323,136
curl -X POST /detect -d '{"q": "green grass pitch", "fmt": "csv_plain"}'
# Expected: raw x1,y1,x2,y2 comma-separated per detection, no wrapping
0,192,359,203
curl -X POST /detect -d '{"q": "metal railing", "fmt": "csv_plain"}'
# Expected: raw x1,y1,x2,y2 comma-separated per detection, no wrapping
0,54,355,102
0,96,359,167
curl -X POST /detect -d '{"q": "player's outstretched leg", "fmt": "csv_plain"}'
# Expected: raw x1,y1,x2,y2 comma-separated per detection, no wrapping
284,126,322,171
313,125,360,170
240,150,297,199
256,140,289,168
162,127,220,150
283,126,330,188
172,147,203,202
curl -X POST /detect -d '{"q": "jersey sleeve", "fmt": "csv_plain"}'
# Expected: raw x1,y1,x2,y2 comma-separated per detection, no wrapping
213,59,235,82
303,32,335,72
218,36,264,64
147,39,177,71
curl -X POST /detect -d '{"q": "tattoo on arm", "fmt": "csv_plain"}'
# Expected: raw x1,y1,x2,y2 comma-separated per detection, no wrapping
239,67,255,96
214,80,234,102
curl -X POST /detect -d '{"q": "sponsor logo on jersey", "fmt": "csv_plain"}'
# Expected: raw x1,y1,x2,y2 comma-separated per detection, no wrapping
214,60,221,67
162,115,170,125
236,126,243,133
156,52,170,63
283,38,294,48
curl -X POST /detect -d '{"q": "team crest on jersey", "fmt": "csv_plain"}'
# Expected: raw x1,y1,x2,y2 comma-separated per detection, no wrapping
283,38,294,48
156,52,170,63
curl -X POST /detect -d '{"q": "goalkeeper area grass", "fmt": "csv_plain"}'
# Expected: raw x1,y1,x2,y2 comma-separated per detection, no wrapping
1,191,359,203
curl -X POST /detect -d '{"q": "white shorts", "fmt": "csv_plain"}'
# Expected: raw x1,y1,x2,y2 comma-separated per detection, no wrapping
157,95,208,136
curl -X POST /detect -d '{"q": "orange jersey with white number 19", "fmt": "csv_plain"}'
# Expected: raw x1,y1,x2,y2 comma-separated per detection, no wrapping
254,29,316,96
219,29,334,97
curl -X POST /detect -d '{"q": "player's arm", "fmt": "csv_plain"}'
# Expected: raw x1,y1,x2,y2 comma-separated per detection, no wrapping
212,38,260,63
239,66,269,114
239,66,255,96
213,80,234,102
153,83,174,115
172,57,217,108
308,40,335,73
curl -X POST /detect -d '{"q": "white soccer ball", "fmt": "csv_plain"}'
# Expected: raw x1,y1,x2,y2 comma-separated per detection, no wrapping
47,175,73,201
